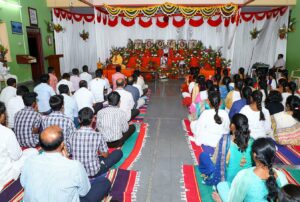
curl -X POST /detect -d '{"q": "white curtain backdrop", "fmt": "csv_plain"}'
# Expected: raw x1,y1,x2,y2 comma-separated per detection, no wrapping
53,8,289,74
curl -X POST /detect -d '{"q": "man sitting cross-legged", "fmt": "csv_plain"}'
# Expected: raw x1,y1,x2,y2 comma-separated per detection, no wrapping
14,92,42,148
97,92,136,148
21,126,111,201
42,95,76,153
70,107,123,178
125,76,145,109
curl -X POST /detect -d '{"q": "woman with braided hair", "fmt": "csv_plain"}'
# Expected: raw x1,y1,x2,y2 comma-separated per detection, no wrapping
229,87,252,120
240,90,272,139
225,78,243,110
213,138,288,202
190,91,230,147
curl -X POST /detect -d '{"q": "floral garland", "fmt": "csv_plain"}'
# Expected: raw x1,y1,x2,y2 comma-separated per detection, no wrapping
103,3,238,19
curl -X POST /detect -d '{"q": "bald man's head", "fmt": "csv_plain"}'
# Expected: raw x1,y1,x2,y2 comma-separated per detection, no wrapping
39,126,64,151
116,78,125,88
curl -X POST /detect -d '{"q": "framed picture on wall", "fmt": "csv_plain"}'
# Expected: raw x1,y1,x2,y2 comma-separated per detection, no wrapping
11,21,23,34
28,7,38,26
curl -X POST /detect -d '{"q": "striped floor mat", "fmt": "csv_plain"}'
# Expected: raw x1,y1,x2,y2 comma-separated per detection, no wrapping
181,165,300,202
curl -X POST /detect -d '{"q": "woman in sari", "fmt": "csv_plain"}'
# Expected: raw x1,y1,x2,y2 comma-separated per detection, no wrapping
198,113,253,185
225,78,243,111
219,76,233,100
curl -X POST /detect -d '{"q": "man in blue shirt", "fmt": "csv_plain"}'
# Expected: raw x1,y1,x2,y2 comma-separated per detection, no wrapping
21,126,111,202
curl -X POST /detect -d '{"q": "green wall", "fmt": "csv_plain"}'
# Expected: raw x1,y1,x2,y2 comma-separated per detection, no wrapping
0,0,54,82
287,3,300,72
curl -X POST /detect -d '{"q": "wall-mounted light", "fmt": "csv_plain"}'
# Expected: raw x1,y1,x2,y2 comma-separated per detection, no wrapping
0,0,22,8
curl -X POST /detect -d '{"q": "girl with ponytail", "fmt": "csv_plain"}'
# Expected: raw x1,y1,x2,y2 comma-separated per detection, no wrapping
229,87,252,119
213,138,288,202
225,78,243,110
198,113,253,185
240,90,272,139
281,81,298,109
258,79,268,104
190,91,230,147
220,76,233,100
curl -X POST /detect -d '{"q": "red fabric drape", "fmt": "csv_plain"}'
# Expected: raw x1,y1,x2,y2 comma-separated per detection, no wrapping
97,14,101,23
172,17,185,27
156,17,168,28
121,17,135,26
108,16,118,27
83,15,95,23
139,17,153,28
207,15,222,27
189,17,204,27
103,15,107,25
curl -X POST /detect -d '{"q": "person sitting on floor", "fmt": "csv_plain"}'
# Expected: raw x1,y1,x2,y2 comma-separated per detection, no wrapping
190,91,230,147
219,76,233,101
0,78,17,107
115,78,140,121
48,66,58,91
258,79,268,106
133,74,144,98
238,67,245,81
199,113,253,186
240,90,272,139
125,76,145,109
74,80,96,112
213,138,288,202
0,101,38,191
133,69,148,94
6,85,29,129
70,68,81,91
279,184,300,202
42,95,76,153
265,90,284,116
229,87,252,120
21,126,111,201
33,74,56,115
89,69,107,104
96,92,136,148
70,107,123,177
79,65,93,83
112,65,126,90
225,77,243,111
14,92,42,148
58,85,78,127
56,73,75,94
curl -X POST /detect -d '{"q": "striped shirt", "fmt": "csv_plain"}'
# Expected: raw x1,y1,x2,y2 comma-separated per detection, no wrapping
69,127,108,177
14,107,42,147
96,106,129,142
42,111,76,151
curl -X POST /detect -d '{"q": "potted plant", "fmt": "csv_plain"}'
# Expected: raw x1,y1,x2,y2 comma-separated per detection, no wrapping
79,30,89,41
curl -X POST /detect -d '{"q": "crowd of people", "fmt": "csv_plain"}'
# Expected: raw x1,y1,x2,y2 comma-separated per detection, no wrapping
0,65,148,201
181,65,300,201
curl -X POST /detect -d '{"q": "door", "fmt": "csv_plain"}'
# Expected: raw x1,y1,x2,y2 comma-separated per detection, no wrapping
27,27,44,82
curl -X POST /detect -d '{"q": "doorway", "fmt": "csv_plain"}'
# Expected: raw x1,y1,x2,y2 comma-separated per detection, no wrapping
26,27,44,82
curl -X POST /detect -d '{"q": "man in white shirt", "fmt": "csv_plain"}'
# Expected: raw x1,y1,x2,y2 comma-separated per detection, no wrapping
6,85,29,129
0,101,38,191
58,84,78,126
34,74,56,115
79,65,93,83
114,78,139,121
70,68,81,91
74,80,95,112
133,70,148,94
0,78,17,107
273,54,286,72
89,69,106,103
56,73,75,94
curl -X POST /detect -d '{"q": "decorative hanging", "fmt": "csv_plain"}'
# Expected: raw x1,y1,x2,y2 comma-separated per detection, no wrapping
278,24,288,39
103,3,238,19
250,27,262,40
288,17,296,33
79,30,89,41
53,23,64,33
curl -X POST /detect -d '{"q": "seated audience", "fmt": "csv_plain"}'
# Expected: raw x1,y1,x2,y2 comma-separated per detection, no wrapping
48,66,58,91
268,71,278,90
279,184,300,202
21,126,111,201
189,75,207,120
70,107,123,177
74,80,95,112
265,90,284,115
213,138,288,202
56,73,75,94
0,102,38,191
0,78,17,106
190,91,230,147
199,113,253,185
14,92,42,148
112,65,126,90
42,95,76,152
134,69,148,94
79,65,93,83
244,77,255,91
125,76,145,109
33,74,56,115
225,78,243,110
219,76,233,100
133,74,144,97
58,85,78,126
229,87,252,120
240,90,272,139
6,85,29,129
89,69,106,103
273,95,300,145
115,78,139,121
96,92,136,148
70,68,81,91
258,79,268,106
281,81,298,109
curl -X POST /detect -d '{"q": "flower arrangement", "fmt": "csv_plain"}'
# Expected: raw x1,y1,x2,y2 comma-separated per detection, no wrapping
278,24,288,39
0,44,8,60
79,30,89,41
288,18,296,33
54,23,64,33
250,27,262,40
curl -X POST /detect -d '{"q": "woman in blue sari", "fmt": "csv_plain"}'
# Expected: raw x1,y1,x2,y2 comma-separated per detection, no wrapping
198,113,253,185
219,76,233,100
